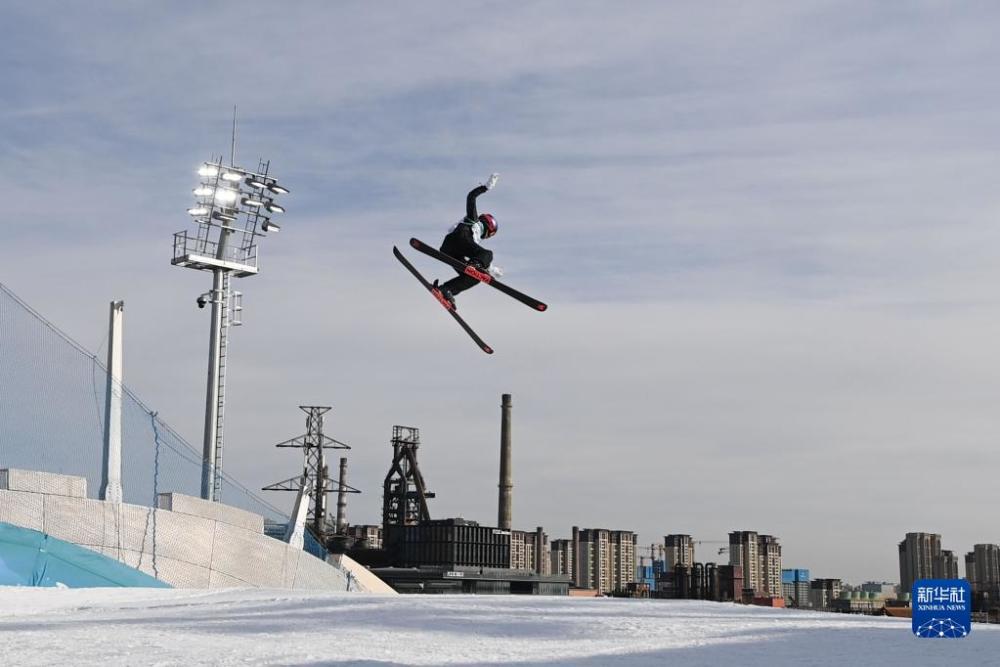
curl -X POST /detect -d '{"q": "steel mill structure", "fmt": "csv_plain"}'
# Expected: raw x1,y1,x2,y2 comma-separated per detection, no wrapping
347,396,571,595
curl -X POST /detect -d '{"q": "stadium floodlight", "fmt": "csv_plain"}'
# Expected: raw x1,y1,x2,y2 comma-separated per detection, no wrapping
214,188,239,205
267,183,290,195
172,138,289,504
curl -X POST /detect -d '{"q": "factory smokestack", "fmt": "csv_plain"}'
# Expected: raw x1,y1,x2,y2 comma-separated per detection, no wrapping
498,393,513,530
336,457,348,533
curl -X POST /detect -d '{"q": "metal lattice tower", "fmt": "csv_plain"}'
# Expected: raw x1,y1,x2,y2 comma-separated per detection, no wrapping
382,426,435,541
263,406,358,540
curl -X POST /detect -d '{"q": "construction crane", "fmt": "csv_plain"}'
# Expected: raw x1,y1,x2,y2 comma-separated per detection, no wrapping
694,540,730,557
646,543,668,560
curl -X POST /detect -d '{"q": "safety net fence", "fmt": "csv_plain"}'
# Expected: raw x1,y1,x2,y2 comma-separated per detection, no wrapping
0,281,289,525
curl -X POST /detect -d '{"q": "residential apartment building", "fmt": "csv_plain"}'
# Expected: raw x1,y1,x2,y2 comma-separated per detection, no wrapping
782,569,810,608
810,578,842,609
550,538,574,579
511,530,528,570
539,533,552,575
898,532,959,593
574,527,637,594
899,532,939,593
937,549,959,580
664,534,695,570
611,530,636,592
729,531,782,597
759,535,782,598
511,528,550,574
970,544,1000,595
729,531,760,593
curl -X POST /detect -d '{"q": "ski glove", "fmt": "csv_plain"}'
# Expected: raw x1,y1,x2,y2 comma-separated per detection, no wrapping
489,265,504,278
485,173,499,190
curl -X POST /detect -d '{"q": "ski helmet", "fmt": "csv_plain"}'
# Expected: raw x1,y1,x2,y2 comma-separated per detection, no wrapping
479,213,498,238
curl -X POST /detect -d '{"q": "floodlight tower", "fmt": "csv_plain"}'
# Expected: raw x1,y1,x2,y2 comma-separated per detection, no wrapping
171,131,289,502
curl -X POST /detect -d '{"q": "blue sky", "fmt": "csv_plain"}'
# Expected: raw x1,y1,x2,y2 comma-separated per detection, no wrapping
4,1,1000,582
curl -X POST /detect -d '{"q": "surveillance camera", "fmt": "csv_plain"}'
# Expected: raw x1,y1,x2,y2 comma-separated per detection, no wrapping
196,295,207,309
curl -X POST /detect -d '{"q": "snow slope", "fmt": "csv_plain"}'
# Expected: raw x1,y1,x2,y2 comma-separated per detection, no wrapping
0,588,996,666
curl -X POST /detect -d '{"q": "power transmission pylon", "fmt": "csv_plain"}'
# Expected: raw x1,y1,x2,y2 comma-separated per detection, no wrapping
263,406,359,542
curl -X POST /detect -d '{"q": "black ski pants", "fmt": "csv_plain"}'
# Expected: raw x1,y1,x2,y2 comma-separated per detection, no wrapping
440,224,492,296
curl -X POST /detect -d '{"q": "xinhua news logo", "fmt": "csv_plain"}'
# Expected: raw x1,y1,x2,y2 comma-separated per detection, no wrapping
912,579,971,639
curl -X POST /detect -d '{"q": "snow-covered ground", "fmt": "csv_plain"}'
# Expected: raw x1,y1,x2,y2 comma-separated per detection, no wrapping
1,589,997,666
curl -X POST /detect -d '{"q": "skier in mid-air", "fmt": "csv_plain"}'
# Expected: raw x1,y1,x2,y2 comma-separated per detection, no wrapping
393,171,546,354
432,172,502,309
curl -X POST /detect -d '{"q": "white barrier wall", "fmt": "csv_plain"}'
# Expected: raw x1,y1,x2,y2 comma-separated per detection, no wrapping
332,553,397,594
0,468,391,592
0,469,88,498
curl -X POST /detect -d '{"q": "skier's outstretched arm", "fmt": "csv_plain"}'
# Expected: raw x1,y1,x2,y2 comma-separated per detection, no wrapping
465,173,499,220
466,185,488,220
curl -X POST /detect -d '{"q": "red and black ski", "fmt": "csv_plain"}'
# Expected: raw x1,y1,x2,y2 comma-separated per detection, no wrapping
393,246,494,354
408,238,548,312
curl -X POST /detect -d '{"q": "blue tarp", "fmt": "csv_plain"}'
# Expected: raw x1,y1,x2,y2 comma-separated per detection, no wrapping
0,521,170,588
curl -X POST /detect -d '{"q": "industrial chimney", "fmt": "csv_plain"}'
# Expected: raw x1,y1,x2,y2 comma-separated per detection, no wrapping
498,393,513,530
335,457,348,533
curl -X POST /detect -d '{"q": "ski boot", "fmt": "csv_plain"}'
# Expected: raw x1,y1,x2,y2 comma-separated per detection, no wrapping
432,280,457,310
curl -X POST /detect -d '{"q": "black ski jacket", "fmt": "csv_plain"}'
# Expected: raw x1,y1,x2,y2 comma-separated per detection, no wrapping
465,184,488,223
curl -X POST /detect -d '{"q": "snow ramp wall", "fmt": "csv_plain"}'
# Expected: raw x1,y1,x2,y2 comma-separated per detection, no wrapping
0,469,352,590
